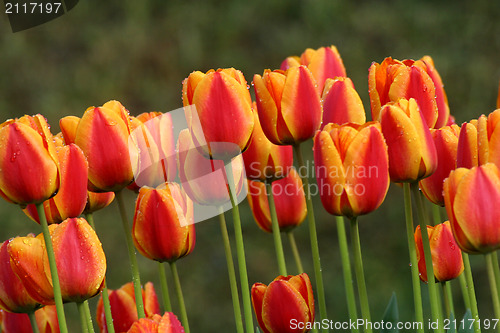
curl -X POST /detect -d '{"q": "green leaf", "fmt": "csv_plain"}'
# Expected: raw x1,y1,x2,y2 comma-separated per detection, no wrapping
446,312,456,333
458,310,473,333
380,292,399,333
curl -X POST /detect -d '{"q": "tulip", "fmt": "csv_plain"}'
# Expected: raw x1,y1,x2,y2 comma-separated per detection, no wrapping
419,125,460,206
456,120,480,169
83,191,115,214
313,121,389,217
0,306,59,333
247,168,306,233
132,184,195,263
23,143,88,224
0,114,59,205
177,129,245,207
369,57,443,128
321,77,366,127
182,68,254,160
298,46,347,93
59,116,80,145
415,222,464,282
0,239,40,313
380,98,437,182
243,109,293,182
127,312,184,333
443,163,500,254
74,100,134,192
96,282,161,333
128,112,177,190
8,218,107,303
421,56,451,128
251,273,314,333
253,66,322,145
280,56,300,71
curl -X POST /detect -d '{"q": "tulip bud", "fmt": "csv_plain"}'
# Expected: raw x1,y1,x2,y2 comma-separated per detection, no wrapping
321,77,366,127
83,191,115,214
421,56,451,128
299,46,347,93
59,116,80,145
132,184,195,263
251,273,315,333
247,168,306,233
127,312,184,333
380,98,437,182
253,66,322,145
443,163,500,254
314,122,389,217
280,56,300,71
415,222,464,282
96,282,161,333
182,68,254,160
0,115,59,205
0,306,59,333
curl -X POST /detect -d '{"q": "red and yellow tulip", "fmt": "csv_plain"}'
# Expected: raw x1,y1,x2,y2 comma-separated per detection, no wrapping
321,77,365,127
313,122,389,217
127,312,184,333
251,273,315,333
380,98,437,182
415,221,464,282
298,46,347,93
0,306,59,333
253,66,322,145
443,163,500,254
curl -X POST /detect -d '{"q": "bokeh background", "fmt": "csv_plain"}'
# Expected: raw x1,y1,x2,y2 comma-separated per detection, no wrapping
1,0,499,331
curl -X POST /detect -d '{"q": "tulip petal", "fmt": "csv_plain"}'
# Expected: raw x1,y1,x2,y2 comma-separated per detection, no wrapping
59,116,80,145
456,122,478,168
430,222,464,281
322,77,365,126
251,283,270,333
158,312,184,333
254,72,285,145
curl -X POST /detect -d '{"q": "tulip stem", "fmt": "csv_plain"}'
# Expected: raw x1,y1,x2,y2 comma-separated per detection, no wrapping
492,251,500,302
431,203,441,226
486,253,500,332
84,300,96,333
217,207,244,333
350,217,371,333
336,216,359,333
28,311,40,333
77,302,89,333
266,182,288,276
441,282,453,318
224,162,254,333
463,253,481,333
287,231,304,274
293,143,328,331
36,203,68,333
170,262,190,333
158,262,172,312
411,183,443,333
115,190,146,319
403,183,424,333
458,273,471,310
86,213,115,333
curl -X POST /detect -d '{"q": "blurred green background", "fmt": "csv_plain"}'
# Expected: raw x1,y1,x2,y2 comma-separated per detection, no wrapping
1,0,499,331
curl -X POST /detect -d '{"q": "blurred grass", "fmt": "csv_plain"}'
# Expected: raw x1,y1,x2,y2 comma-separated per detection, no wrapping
0,0,499,331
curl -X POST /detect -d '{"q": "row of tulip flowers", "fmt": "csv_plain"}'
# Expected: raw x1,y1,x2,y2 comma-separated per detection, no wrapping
0,45,499,333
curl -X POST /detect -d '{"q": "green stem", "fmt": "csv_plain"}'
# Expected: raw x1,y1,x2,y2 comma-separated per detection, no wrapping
492,251,500,303
336,216,359,333
458,273,471,310
86,213,115,333
218,208,244,333
463,253,481,333
170,262,190,333
83,300,95,333
403,183,424,333
224,162,254,333
115,190,146,319
486,253,500,332
441,282,450,318
411,183,443,333
350,217,371,333
36,204,68,333
77,302,88,333
158,262,172,312
287,231,304,274
28,311,40,333
266,182,287,276
444,281,455,318
293,143,328,331
431,203,441,226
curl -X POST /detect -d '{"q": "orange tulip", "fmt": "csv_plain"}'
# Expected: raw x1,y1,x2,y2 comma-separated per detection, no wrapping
280,56,300,71
247,168,306,233
0,115,59,205
253,66,322,145
251,273,314,333
96,282,161,333
380,98,437,182
0,239,40,313
8,218,106,303
313,122,389,217
127,312,184,333
298,46,347,93
369,57,442,128
443,163,500,254
74,100,134,192
415,222,464,282
243,110,293,182
419,125,460,206
23,143,88,224
132,184,195,263
421,56,450,129
83,191,115,214
456,120,480,169
0,306,59,333
321,77,366,127
182,68,254,160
